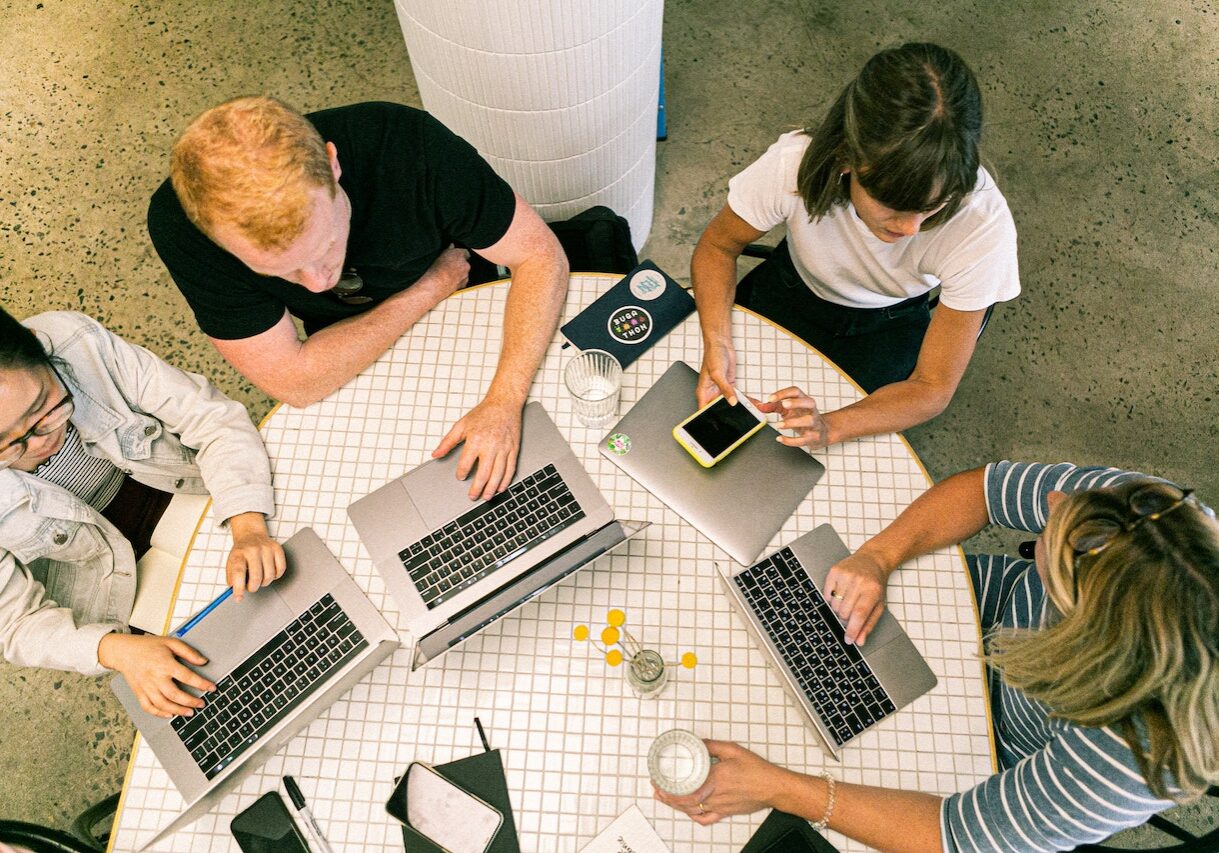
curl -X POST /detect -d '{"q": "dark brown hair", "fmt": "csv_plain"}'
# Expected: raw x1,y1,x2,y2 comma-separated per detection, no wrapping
797,43,982,229
0,306,54,374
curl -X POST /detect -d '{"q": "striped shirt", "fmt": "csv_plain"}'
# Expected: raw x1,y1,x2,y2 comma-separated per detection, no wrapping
33,422,126,510
940,461,1184,852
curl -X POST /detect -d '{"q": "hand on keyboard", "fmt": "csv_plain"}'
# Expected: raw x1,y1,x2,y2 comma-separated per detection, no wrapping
432,393,522,501
825,549,891,646
99,633,216,719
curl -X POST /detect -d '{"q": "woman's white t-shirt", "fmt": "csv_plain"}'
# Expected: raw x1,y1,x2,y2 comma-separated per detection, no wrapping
727,130,1021,311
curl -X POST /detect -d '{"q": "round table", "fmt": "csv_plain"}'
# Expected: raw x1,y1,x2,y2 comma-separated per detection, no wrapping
112,274,994,852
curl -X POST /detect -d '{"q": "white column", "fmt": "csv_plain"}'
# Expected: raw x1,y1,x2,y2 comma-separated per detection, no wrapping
394,0,663,250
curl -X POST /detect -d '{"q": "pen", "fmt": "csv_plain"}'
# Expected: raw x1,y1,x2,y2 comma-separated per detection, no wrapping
283,775,334,853
172,587,232,638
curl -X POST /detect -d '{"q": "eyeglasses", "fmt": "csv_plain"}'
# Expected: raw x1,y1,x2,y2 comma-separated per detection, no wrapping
331,268,372,305
0,368,75,470
1068,483,1195,558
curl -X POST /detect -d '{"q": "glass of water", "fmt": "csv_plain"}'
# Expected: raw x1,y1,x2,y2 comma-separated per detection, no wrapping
563,349,622,428
647,729,713,796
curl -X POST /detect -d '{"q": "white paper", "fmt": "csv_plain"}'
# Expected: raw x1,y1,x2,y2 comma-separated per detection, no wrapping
580,805,672,853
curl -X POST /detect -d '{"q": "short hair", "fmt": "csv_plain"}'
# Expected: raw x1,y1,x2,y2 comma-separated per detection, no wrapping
797,43,983,229
989,479,1219,801
170,96,335,251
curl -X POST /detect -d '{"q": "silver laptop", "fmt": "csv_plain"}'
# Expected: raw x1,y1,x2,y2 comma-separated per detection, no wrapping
599,360,824,565
718,523,937,759
349,401,646,669
111,527,399,850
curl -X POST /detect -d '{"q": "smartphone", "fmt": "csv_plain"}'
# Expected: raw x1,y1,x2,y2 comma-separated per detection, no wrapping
230,791,309,853
673,392,767,467
386,762,503,853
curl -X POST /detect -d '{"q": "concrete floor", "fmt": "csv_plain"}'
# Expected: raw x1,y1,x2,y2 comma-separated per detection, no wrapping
1,0,1216,847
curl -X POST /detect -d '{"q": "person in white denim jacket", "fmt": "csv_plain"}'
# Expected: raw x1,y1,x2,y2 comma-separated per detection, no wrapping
0,308,284,719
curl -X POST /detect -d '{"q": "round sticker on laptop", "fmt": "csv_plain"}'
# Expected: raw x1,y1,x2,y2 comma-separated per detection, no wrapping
608,306,653,345
628,268,667,301
606,433,632,455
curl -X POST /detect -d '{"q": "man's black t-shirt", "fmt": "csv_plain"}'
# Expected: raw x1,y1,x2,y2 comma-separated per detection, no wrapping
147,102,517,339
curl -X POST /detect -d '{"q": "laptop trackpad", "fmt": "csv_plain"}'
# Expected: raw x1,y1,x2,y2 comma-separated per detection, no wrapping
405,456,485,530
179,588,296,685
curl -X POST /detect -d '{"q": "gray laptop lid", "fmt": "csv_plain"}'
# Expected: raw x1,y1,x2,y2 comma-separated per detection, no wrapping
599,361,824,565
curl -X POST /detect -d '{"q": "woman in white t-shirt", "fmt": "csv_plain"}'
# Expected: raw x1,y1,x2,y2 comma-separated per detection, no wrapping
693,43,1020,449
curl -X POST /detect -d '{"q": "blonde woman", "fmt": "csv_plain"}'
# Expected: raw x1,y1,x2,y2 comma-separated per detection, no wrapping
655,461,1219,851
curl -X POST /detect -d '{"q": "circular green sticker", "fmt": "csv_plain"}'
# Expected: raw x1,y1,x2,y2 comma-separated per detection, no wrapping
607,433,632,455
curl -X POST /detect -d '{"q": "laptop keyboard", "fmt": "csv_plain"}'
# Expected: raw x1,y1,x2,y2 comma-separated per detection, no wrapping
399,463,585,610
170,593,368,780
734,547,896,747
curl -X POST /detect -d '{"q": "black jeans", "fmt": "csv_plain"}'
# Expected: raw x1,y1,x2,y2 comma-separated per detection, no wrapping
736,240,931,393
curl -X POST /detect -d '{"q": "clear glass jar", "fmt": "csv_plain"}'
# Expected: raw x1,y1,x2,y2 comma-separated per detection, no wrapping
625,648,668,698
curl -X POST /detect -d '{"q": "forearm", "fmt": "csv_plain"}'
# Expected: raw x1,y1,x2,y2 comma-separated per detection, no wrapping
822,376,954,446
691,241,739,348
270,282,451,406
778,773,944,852
857,466,990,573
485,253,568,404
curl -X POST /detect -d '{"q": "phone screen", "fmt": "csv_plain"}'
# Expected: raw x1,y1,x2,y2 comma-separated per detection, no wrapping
230,792,309,853
684,397,763,459
392,763,502,853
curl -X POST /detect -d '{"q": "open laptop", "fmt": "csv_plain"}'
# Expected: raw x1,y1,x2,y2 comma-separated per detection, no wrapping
111,527,399,850
349,401,646,669
718,524,937,759
599,361,825,565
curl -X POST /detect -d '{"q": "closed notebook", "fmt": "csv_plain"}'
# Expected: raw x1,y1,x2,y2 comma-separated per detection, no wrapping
398,750,520,853
560,260,694,368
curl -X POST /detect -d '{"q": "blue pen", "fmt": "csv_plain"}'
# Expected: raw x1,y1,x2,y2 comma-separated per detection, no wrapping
172,587,233,638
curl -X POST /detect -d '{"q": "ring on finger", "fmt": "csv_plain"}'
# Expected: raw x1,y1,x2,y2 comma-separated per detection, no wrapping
830,588,845,600
698,802,707,815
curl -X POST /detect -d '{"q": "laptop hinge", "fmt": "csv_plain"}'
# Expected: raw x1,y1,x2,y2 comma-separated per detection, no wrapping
414,520,645,667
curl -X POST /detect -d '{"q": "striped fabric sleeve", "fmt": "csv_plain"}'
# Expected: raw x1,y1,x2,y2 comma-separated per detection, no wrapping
983,462,1146,534
963,554,1031,635
941,722,1175,852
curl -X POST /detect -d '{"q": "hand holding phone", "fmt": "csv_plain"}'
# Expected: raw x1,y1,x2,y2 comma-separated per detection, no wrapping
673,391,767,467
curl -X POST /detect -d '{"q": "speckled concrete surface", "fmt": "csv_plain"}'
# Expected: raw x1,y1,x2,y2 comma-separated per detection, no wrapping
1,0,1216,845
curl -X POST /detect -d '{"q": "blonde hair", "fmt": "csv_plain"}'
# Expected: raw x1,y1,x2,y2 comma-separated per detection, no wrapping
170,95,334,250
988,479,1219,801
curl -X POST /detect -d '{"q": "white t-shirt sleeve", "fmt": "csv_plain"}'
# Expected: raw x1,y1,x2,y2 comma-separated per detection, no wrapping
726,131,806,234
934,181,1021,312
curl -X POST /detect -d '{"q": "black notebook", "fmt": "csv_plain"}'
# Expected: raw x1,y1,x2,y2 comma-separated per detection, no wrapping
560,260,695,368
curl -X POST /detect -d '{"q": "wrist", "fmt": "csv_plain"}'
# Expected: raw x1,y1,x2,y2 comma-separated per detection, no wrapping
772,769,824,817
820,410,845,447
484,379,528,409
227,511,267,538
855,540,902,577
97,630,123,670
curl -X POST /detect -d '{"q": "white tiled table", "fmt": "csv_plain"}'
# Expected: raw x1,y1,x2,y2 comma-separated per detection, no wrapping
110,275,995,852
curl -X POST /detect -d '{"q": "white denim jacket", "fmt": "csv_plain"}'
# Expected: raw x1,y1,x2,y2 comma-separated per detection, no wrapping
0,312,275,675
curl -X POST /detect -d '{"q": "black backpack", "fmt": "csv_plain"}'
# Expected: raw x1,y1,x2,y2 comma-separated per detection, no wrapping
467,205,638,283
547,205,638,273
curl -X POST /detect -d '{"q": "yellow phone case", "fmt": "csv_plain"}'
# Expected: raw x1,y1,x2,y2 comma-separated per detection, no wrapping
672,395,766,468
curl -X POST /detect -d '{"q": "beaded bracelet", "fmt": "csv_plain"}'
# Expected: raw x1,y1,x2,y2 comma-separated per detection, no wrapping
810,771,836,832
